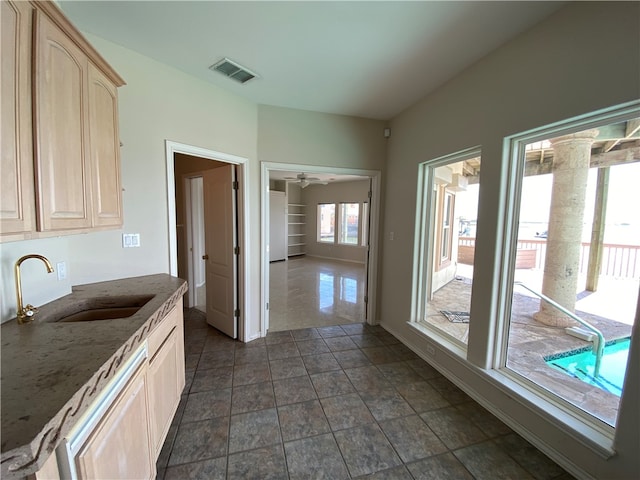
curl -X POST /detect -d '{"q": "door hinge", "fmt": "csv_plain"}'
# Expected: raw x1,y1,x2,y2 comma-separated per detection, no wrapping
234,246,240,255
232,181,239,190
368,190,372,199
234,309,240,317
266,302,269,310
364,295,369,303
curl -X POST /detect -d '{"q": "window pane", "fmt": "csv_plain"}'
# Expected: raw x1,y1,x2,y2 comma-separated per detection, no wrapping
420,154,481,349
339,203,359,245
505,118,639,427
317,204,335,243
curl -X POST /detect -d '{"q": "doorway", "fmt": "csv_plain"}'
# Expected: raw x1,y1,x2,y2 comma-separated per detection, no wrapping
165,141,249,341
184,176,206,312
261,162,381,334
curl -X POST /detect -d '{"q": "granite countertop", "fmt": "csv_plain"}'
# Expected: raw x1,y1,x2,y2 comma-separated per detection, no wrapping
0,273,188,479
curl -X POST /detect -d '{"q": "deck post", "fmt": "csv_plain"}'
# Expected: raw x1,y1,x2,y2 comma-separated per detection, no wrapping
586,167,610,291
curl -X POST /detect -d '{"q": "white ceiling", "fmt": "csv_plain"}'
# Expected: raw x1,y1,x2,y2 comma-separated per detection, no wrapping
59,1,564,121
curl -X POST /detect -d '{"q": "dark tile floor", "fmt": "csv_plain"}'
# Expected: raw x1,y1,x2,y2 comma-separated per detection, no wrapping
156,309,575,480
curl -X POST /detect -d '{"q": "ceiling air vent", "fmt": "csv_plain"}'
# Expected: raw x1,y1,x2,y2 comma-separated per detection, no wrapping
210,58,257,84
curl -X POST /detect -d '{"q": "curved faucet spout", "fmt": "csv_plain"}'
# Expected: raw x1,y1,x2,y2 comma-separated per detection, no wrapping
15,254,55,324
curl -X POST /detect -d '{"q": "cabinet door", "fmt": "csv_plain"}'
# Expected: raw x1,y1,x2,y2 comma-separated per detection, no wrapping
87,63,122,227
148,327,181,455
1,0,35,238
33,10,92,231
75,363,154,480
147,303,185,455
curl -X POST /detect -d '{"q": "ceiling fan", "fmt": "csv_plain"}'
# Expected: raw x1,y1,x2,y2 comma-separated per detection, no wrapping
284,173,328,188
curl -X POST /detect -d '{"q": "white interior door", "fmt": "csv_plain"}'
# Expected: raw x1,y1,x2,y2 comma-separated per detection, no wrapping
269,191,287,261
203,165,237,338
187,176,207,311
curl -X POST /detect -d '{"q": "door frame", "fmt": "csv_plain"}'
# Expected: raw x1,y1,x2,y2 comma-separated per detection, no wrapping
165,140,249,341
260,161,381,334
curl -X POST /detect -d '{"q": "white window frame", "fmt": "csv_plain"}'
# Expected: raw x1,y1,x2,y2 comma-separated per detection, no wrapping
436,189,455,270
411,147,481,356
318,201,366,247
495,102,640,440
317,203,335,243
337,202,360,246
361,202,369,247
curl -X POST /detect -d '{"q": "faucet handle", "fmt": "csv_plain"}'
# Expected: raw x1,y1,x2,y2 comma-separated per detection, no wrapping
23,304,39,318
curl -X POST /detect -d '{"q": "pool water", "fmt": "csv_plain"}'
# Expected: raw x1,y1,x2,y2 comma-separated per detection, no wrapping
545,338,630,396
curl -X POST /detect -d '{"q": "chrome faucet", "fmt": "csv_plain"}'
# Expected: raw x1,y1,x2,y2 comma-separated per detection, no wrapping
15,254,54,324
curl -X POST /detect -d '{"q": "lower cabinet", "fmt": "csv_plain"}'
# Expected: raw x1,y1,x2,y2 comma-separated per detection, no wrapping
74,362,153,479
51,300,185,480
147,303,185,457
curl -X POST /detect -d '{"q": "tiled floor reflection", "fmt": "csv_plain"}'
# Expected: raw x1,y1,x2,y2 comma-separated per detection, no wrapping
269,257,366,331
156,309,575,479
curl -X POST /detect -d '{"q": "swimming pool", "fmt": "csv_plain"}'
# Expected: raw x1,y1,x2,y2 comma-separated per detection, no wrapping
545,338,630,396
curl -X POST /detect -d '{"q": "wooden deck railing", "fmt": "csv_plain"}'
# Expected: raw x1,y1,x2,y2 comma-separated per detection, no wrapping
458,237,640,279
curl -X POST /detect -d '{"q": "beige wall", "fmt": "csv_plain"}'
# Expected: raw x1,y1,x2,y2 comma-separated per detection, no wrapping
258,105,387,171
380,2,639,478
302,180,370,263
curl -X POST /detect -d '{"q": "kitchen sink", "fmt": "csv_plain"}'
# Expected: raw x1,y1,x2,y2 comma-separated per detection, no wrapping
52,295,154,323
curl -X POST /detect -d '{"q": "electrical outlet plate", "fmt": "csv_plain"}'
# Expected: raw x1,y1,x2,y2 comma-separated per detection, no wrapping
56,261,67,280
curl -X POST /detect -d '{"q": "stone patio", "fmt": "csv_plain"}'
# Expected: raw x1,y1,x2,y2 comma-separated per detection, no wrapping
424,274,635,426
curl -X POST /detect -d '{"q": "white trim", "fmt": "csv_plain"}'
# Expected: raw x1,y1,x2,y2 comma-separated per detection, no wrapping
261,162,381,335
165,140,250,341
184,176,195,308
182,175,207,309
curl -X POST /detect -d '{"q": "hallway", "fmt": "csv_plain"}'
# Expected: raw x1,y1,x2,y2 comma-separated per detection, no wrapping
155,309,574,479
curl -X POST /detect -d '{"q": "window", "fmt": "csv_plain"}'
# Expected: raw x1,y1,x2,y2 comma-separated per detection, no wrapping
317,201,367,246
317,203,335,243
437,190,455,269
338,203,359,245
502,113,639,427
414,149,481,350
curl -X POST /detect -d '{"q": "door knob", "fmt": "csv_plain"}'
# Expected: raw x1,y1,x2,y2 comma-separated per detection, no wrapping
202,254,209,260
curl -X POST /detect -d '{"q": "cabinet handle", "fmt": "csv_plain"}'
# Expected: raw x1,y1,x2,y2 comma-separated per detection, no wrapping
202,254,209,260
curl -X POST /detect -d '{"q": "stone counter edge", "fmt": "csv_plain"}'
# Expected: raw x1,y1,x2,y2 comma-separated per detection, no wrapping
0,280,188,479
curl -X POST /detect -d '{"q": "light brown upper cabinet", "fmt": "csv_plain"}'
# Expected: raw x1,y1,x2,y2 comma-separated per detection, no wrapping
1,0,35,240
0,0,125,241
33,9,92,231
87,63,123,227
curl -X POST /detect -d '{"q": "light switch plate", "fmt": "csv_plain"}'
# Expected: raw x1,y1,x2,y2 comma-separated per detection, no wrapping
122,233,141,248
